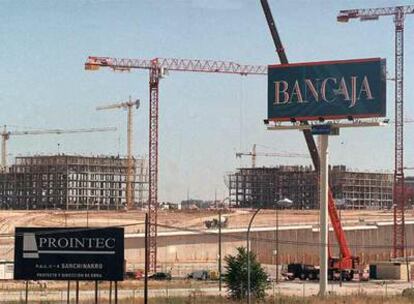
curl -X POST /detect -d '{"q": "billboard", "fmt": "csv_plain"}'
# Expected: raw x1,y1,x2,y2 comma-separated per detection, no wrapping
268,58,386,121
14,227,124,281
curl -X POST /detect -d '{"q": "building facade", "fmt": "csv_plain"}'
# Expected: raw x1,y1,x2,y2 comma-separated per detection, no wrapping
0,155,148,210
228,165,393,209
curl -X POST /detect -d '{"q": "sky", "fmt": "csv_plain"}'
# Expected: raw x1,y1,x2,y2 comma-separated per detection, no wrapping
0,0,413,203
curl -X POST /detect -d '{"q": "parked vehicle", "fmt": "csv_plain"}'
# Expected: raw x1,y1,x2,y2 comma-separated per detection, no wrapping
187,270,209,280
282,263,319,281
283,262,364,281
208,270,220,280
204,217,228,229
148,272,171,280
124,269,144,280
124,271,136,280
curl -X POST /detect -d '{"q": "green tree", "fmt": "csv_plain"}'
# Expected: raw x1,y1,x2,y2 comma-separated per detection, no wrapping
223,246,269,300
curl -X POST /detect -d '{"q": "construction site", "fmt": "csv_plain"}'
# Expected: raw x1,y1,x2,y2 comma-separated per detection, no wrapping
1,1,414,303
0,155,148,210
228,165,396,210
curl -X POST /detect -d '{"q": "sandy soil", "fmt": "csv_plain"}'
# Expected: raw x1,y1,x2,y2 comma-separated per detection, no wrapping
0,208,411,236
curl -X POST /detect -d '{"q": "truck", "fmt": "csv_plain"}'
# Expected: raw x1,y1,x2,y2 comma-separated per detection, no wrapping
282,263,319,281
283,263,355,281
187,270,209,280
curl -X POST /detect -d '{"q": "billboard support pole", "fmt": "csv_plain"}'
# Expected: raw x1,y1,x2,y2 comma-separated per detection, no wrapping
25,281,28,304
94,280,98,304
109,281,112,304
319,134,329,296
266,121,385,296
67,281,70,304
115,281,118,304
75,281,79,304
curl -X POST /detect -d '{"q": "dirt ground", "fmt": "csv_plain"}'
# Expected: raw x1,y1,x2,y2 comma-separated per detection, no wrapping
0,208,409,236
0,209,408,263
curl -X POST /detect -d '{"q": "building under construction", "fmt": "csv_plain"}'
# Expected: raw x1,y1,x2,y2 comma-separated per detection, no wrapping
228,165,394,209
0,155,148,210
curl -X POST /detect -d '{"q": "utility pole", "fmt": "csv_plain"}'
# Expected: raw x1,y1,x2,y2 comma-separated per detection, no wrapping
218,209,222,292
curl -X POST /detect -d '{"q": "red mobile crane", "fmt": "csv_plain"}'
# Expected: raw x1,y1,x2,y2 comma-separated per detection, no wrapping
260,0,360,278
85,56,267,271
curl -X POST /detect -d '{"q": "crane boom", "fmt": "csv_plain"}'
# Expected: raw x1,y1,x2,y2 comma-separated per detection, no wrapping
1,126,117,171
86,56,266,272
85,56,267,75
9,127,116,136
236,152,310,158
236,148,310,169
338,6,414,21
96,100,139,111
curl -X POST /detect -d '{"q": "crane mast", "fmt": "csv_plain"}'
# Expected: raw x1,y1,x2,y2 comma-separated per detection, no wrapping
86,56,266,271
337,4,414,259
97,97,140,210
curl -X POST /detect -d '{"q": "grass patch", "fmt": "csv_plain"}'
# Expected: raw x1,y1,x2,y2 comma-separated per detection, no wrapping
5,294,414,303
112,295,414,304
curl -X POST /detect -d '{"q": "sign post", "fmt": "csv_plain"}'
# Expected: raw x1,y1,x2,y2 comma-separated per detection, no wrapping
25,281,28,304
266,56,387,297
76,281,79,304
14,227,124,302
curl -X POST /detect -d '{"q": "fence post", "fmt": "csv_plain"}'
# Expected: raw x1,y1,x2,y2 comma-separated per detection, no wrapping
302,281,305,298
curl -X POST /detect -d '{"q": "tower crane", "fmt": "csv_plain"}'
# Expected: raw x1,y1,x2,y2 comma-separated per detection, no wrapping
1,126,117,172
85,56,266,271
337,4,414,259
236,144,310,168
260,0,359,281
96,97,140,210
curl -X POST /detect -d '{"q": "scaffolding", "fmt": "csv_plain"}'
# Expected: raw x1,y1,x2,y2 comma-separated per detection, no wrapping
0,155,148,210
228,165,393,210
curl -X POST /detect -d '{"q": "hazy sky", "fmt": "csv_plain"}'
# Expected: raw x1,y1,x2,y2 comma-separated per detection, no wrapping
1,0,413,202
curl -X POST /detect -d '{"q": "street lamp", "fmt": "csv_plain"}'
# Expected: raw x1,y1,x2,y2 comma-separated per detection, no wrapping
246,199,292,303
275,198,293,284
246,207,262,304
